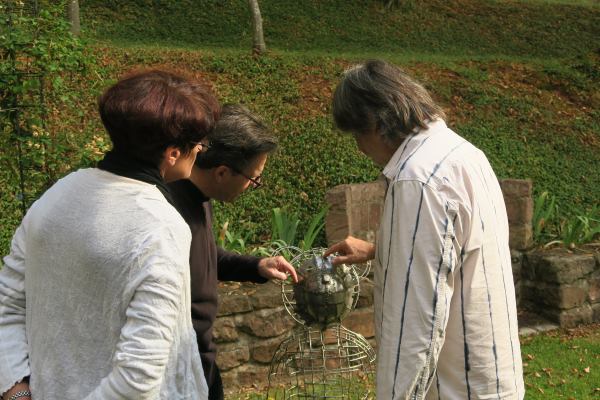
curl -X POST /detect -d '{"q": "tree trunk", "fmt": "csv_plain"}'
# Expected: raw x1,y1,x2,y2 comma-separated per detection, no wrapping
67,0,80,35
248,0,266,55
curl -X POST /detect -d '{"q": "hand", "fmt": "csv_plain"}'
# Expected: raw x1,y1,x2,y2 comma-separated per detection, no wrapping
1,380,31,400
324,236,375,266
258,256,299,283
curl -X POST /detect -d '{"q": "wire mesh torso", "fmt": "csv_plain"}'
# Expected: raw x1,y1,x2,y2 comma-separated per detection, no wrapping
267,325,375,399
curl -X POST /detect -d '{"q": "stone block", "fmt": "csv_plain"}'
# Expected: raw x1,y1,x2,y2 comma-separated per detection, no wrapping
251,336,287,364
250,282,283,310
213,317,238,343
588,271,600,303
522,280,588,310
557,304,593,328
523,250,596,284
499,179,532,199
592,303,600,323
503,196,533,226
238,307,296,338
356,278,374,308
218,292,252,316
235,364,271,390
216,343,250,371
325,179,386,246
341,307,375,339
509,225,533,251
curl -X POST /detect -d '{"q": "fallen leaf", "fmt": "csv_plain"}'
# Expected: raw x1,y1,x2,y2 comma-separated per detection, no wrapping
584,366,590,373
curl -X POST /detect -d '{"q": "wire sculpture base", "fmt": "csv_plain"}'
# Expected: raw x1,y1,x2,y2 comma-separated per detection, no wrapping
266,324,376,399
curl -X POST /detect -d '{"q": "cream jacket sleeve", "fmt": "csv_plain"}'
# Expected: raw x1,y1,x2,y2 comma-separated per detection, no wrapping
84,229,187,399
0,220,31,395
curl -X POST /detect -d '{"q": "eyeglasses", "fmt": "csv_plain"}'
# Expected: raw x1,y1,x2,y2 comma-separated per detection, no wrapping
198,141,211,152
229,166,263,190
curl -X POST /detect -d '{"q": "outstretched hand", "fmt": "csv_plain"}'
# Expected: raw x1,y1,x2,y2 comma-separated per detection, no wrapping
257,256,299,283
324,236,375,266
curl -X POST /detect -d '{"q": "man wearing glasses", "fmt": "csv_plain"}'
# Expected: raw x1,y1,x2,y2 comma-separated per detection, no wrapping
168,104,298,400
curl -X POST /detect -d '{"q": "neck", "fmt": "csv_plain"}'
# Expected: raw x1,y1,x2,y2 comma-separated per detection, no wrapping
189,167,213,198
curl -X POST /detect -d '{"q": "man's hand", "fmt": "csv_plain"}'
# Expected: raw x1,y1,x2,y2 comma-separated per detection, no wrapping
258,256,298,283
324,236,375,266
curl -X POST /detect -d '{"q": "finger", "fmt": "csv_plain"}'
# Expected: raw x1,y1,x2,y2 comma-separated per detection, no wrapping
330,254,356,266
323,241,345,257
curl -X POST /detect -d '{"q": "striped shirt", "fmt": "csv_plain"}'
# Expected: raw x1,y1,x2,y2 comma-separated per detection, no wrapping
373,119,524,399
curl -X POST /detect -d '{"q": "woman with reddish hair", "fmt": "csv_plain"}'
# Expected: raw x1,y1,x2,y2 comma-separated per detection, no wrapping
0,70,219,400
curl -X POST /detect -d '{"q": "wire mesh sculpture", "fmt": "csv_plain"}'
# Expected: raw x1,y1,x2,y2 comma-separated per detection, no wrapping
266,247,376,399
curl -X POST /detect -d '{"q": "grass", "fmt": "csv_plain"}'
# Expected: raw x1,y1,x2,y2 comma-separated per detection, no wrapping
520,325,600,399
82,0,600,59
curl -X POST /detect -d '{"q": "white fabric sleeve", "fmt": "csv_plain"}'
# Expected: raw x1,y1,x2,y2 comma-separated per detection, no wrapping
0,221,31,395
84,234,186,400
376,180,457,399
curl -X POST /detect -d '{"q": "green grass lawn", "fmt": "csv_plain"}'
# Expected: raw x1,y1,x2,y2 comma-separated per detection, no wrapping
521,324,600,399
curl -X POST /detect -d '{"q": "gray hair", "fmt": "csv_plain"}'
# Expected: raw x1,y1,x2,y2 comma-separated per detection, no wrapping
195,104,277,170
332,59,445,142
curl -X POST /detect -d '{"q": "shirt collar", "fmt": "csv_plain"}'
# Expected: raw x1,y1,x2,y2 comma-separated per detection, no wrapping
381,119,446,180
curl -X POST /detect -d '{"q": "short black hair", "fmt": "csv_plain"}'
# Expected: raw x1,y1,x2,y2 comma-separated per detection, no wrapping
195,104,277,171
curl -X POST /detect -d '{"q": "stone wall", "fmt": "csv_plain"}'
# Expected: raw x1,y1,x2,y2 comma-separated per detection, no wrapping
215,279,376,394
521,249,600,328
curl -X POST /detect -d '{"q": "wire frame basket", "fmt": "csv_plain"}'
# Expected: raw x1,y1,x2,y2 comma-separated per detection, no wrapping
273,247,370,327
266,325,376,399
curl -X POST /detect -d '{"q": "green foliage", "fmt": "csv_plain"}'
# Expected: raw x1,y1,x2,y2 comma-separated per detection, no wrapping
557,210,600,247
532,192,600,247
82,0,600,59
217,206,328,258
0,1,94,254
271,208,299,248
533,192,557,242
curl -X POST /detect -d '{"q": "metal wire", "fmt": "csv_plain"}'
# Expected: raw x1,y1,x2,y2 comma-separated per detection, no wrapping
267,325,375,399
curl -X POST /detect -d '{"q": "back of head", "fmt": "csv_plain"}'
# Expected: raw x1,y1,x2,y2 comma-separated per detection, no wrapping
98,70,220,165
332,59,445,142
196,104,277,170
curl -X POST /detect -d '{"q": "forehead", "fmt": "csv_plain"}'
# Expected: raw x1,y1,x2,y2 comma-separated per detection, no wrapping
245,152,269,173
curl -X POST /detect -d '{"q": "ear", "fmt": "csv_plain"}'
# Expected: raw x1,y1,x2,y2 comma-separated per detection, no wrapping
213,165,230,183
163,146,182,167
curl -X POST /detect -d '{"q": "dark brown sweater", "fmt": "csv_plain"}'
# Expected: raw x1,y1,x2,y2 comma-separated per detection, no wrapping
168,179,267,388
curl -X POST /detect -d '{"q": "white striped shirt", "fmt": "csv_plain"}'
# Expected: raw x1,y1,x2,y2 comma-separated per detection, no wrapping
373,119,524,399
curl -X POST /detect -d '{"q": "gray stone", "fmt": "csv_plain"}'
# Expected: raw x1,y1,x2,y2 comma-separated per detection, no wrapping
341,306,375,339
238,307,296,338
250,282,283,310
217,291,252,316
213,317,238,343
518,327,537,336
250,336,287,364
499,178,532,198
216,343,250,371
535,322,559,332
523,250,596,284
356,278,374,308
558,304,593,328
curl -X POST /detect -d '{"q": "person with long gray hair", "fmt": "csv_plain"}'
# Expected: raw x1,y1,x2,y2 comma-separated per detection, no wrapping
169,104,298,400
325,60,524,399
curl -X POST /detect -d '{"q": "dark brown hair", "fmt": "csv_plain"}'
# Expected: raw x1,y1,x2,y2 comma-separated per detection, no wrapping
195,103,277,171
333,59,445,143
98,69,220,165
